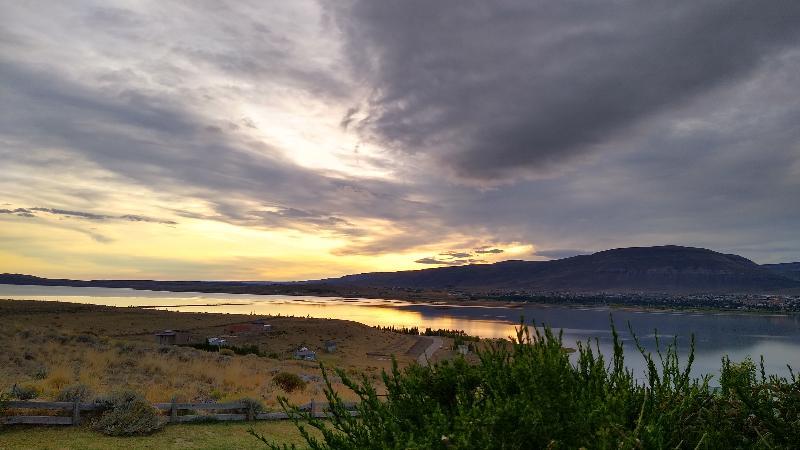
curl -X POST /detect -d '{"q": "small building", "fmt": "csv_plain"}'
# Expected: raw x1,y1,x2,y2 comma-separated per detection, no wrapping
293,347,316,361
324,340,337,353
155,330,192,346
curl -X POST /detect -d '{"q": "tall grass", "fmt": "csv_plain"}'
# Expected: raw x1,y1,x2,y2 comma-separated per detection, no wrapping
257,321,800,449
1,328,345,407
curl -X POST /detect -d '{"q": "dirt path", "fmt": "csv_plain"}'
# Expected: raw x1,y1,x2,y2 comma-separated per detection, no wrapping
417,337,443,366
405,336,431,357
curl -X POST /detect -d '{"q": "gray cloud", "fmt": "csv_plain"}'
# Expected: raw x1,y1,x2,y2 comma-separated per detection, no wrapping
117,214,176,225
0,208,35,218
30,208,107,220
332,0,800,181
340,106,360,130
474,247,503,255
0,44,446,254
238,206,367,238
0,207,177,225
415,257,448,265
440,251,472,259
415,257,486,266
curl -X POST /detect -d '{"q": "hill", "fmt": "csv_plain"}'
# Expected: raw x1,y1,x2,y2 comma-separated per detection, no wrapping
328,245,800,293
762,262,800,281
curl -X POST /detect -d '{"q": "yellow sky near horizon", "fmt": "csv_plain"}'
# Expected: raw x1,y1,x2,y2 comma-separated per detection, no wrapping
0,209,530,281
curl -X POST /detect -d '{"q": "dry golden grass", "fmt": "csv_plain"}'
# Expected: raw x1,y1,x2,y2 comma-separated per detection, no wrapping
0,299,420,408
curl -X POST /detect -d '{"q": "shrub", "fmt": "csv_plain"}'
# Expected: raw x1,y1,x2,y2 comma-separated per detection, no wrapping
32,366,48,380
114,342,136,354
92,390,165,436
272,372,306,393
239,397,264,412
74,333,97,344
239,397,264,417
210,389,224,401
10,383,38,400
56,383,92,402
219,348,235,357
255,320,800,449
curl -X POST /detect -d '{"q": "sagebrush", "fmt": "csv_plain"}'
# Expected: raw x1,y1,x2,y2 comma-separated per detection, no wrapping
92,390,165,436
273,372,307,393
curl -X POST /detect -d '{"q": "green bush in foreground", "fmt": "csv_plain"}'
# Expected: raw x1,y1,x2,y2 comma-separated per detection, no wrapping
254,321,800,449
92,390,165,436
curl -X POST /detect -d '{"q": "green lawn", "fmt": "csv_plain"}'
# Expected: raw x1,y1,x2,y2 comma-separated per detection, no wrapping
0,421,313,450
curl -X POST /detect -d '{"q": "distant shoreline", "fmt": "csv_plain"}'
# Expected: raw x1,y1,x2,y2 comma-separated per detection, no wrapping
1,283,797,316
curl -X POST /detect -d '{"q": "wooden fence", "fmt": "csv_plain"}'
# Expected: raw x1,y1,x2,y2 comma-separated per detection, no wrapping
0,400,357,426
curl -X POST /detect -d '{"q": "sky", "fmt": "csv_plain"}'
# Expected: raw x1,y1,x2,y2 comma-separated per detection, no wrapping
1,0,799,281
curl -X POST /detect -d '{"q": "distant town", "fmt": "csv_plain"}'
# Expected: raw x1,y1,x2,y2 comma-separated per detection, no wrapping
477,291,800,313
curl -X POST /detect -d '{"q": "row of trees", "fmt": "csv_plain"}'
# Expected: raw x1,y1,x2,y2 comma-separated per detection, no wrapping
375,325,480,341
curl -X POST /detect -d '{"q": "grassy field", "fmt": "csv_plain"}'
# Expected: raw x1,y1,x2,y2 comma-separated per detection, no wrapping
0,299,419,407
0,421,313,449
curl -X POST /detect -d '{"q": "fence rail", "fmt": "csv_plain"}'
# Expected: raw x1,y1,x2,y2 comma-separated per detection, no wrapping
1,400,357,426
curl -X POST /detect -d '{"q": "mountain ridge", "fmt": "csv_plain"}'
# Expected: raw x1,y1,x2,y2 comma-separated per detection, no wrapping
326,245,800,293
2,245,799,295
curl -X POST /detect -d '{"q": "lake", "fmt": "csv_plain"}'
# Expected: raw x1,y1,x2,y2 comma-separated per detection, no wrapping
2,284,799,382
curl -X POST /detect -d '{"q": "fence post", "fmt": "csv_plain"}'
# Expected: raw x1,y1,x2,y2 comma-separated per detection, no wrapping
247,403,255,422
170,399,178,423
72,400,80,426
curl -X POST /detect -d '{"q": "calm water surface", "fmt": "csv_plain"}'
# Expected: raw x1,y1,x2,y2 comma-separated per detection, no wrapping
2,284,799,382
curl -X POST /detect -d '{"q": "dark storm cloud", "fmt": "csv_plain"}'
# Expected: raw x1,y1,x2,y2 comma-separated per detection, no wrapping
331,0,800,180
